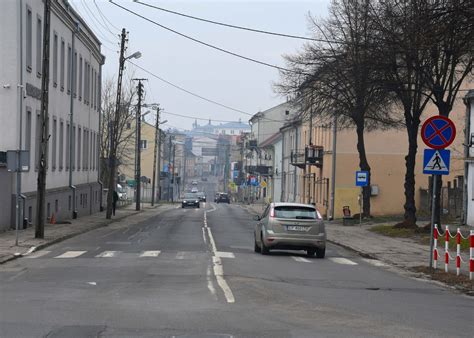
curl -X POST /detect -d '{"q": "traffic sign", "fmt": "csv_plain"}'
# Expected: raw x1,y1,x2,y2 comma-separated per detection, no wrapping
423,149,450,175
355,171,369,187
421,116,456,149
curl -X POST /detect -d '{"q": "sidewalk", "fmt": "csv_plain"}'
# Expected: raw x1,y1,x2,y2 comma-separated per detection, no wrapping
240,203,469,272
0,203,171,265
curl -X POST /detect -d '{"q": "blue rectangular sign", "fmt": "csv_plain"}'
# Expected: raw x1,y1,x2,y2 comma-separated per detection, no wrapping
356,171,369,187
423,149,450,175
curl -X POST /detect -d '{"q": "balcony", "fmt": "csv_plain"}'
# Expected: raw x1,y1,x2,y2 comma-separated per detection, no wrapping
290,149,306,168
305,145,324,167
290,146,324,168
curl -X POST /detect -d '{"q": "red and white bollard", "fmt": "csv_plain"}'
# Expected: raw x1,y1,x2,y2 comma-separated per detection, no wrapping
470,230,474,281
445,225,450,273
433,225,439,269
456,228,461,276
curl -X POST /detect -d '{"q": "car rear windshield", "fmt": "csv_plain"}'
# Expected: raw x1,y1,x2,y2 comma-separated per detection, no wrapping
274,206,318,219
185,193,198,199
197,192,205,197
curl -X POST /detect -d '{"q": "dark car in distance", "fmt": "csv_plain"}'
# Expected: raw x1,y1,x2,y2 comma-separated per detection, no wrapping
216,193,230,204
182,193,200,208
197,192,206,202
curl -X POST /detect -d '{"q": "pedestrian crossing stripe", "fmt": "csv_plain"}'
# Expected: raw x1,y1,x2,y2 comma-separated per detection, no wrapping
423,149,450,175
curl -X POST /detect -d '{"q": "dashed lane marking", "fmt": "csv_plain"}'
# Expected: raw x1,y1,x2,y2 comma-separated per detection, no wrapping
329,257,358,265
54,251,87,258
95,251,118,258
139,250,161,257
216,251,235,259
292,256,312,263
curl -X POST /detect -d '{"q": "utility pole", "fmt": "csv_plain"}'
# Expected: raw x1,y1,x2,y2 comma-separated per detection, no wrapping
172,142,176,202
35,0,51,239
329,115,337,220
106,28,127,219
167,135,173,201
157,128,162,201
151,106,160,206
133,78,146,211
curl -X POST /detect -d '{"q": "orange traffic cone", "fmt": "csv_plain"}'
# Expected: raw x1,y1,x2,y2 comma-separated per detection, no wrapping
50,212,56,224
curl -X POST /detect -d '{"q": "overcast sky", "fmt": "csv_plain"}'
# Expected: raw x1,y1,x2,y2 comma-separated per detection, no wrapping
71,0,330,131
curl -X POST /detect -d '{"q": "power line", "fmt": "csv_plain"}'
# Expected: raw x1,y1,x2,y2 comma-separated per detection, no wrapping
94,0,121,32
134,0,323,42
127,60,289,123
78,0,117,44
109,0,308,75
162,110,247,123
127,60,251,115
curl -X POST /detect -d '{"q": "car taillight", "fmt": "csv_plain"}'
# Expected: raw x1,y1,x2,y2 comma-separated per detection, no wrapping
270,208,275,218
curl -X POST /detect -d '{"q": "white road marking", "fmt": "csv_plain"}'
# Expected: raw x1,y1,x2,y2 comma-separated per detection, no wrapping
362,258,387,267
24,250,51,258
292,256,312,263
55,251,87,258
175,251,187,259
202,228,207,244
216,251,235,259
87,282,97,286
139,250,161,257
95,251,118,258
212,256,235,303
329,257,358,265
204,208,235,303
207,265,217,296
24,247,37,255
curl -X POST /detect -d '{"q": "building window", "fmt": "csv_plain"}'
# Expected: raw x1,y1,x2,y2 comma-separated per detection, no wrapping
67,45,71,94
60,39,65,91
77,127,81,170
55,199,58,212
83,129,87,170
47,202,50,218
66,123,70,170
36,16,42,77
72,125,76,170
35,112,40,169
25,110,32,154
26,7,32,72
73,50,77,97
97,73,101,111
52,118,57,170
53,33,58,86
59,121,64,170
140,140,148,149
68,195,71,210
78,55,82,100
84,62,88,103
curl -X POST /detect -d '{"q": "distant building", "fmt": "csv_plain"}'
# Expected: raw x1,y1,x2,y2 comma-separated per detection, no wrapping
190,118,250,136
0,0,104,230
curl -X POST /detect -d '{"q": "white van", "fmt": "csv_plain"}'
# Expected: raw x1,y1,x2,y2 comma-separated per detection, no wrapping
117,184,127,200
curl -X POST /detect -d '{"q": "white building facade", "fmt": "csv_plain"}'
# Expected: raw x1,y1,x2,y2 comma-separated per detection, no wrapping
464,90,474,226
0,0,104,230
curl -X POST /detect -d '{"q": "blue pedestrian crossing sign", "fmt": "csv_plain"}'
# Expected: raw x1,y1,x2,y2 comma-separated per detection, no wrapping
355,171,369,187
423,149,450,175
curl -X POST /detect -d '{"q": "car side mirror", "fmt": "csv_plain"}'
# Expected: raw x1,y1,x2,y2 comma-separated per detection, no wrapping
253,215,261,221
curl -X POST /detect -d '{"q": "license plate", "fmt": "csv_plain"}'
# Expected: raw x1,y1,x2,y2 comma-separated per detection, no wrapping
286,225,308,231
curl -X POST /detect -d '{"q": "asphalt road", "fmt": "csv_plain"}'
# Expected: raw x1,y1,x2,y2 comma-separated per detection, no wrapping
0,179,472,337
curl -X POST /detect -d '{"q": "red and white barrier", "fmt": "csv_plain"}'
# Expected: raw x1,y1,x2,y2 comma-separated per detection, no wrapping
432,225,473,280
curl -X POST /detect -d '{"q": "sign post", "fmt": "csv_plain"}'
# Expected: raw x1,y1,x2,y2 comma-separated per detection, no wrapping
355,171,369,226
421,116,456,271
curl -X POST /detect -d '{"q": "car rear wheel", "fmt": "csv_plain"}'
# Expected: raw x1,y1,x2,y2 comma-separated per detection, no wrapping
197,204,200,209
306,249,316,257
254,236,261,253
260,233,270,255
316,247,325,258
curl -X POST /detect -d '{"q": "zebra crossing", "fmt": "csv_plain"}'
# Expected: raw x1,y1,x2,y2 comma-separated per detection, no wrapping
22,249,361,266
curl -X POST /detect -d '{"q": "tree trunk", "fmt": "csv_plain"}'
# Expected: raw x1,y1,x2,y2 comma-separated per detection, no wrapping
356,122,371,217
402,121,420,227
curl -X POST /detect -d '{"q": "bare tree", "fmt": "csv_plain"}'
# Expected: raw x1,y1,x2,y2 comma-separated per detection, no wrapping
100,77,137,196
278,0,399,216
373,0,473,227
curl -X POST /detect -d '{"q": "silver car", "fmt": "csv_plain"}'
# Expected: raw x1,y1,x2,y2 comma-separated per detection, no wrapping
254,203,326,258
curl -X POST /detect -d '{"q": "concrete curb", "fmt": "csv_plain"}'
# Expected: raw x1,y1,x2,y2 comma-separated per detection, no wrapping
0,205,167,265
